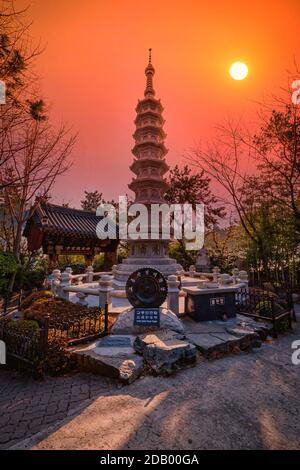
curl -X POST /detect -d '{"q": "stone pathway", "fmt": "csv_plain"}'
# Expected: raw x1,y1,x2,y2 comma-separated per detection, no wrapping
0,371,117,449
0,307,299,450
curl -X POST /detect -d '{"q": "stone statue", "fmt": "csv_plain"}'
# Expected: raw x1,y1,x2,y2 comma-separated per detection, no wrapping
196,248,211,273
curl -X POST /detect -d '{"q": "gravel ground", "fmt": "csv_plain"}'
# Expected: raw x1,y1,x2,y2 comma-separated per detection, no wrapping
6,306,299,451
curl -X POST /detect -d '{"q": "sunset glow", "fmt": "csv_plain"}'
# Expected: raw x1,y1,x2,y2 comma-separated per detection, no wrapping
12,0,300,205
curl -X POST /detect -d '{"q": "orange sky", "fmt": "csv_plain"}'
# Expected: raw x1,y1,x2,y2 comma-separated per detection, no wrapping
18,0,300,207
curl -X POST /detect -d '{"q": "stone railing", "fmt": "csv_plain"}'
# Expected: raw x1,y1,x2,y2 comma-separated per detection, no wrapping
49,267,183,315
48,266,112,288
49,267,114,308
49,265,248,316
185,265,249,287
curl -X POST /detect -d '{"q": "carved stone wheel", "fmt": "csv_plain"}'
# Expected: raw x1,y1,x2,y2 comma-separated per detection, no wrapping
126,267,168,308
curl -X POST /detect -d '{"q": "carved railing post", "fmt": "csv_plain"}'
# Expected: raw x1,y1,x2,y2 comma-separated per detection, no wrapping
86,265,94,283
167,275,180,315
220,273,231,285
212,266,220,283
58,270,72,301
238,270,249,292
232,268,239,284
76,292,88,307
51,269,61,296
99,275,114,308
189,265,196,278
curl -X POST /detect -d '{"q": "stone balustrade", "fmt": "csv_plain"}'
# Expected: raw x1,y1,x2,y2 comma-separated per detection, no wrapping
50,266,114,309
49,266,113,294
50,264,249,314
167,275,180,315
98,275,114,308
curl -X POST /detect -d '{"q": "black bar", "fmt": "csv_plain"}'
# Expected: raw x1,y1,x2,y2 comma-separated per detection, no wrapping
104,301,109,333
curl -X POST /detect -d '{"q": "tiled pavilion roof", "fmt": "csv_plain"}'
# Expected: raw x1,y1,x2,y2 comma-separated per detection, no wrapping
23,203,118,253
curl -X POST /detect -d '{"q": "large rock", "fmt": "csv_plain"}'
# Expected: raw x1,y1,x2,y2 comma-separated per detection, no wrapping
186,332,241,358
73,335,144,384
234,315,274,340
75,351,144,384
134,330,197,375
111,307,185,335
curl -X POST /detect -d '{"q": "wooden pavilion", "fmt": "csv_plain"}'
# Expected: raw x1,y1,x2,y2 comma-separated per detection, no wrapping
23,203,118,269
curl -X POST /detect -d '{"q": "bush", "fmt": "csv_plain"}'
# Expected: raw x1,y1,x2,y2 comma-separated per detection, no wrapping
262,282,276,293
20,290,54,311
255,300,284,317
19,296,107,376
23,297,104,337
168,241,195,270
15,268,46,291
23,297,93,321
276,317,290,333
93,254,105,272
0,251,18,296
0,317,76,377
6,319,40,335
38,336,75,376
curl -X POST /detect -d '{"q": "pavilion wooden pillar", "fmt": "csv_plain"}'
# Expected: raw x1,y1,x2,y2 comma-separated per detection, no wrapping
84,254,94,267
48,253,58,272
103,251,117,270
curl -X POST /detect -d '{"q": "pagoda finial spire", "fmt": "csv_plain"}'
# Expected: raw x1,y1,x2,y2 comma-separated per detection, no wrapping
144,48,155,97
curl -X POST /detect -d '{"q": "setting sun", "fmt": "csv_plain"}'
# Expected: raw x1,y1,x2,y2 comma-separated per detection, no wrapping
229,62,248,80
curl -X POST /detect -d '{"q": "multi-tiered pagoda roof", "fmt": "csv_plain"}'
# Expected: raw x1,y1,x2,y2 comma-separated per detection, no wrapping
128,49,169,204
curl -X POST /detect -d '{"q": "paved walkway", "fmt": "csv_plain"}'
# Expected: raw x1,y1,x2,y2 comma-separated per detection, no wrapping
0,372,118,449
0,307,299,450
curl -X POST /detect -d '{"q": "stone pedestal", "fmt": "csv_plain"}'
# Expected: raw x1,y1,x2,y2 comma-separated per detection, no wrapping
111,307,184,335
85,265,94,283
113,246,181,289
167,275,180,315
196,247,211,273
184,284,243,322
58,270,72,301
99,274,114,308
76,292,88,307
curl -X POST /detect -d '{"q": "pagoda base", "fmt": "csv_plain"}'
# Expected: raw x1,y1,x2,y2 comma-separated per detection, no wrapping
112,256,182,289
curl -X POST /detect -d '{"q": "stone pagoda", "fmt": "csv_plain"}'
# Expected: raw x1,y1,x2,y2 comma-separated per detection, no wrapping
113,50,181,288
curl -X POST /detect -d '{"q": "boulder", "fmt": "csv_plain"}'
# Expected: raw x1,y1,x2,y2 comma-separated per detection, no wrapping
236,315,273,340
225,327,262,349
134,330,197,375
75,349,144,384
73,335,144,384
111,307,185,335
186,333,231,357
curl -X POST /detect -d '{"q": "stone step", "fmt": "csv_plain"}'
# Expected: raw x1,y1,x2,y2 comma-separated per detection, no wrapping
185,328,261,359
